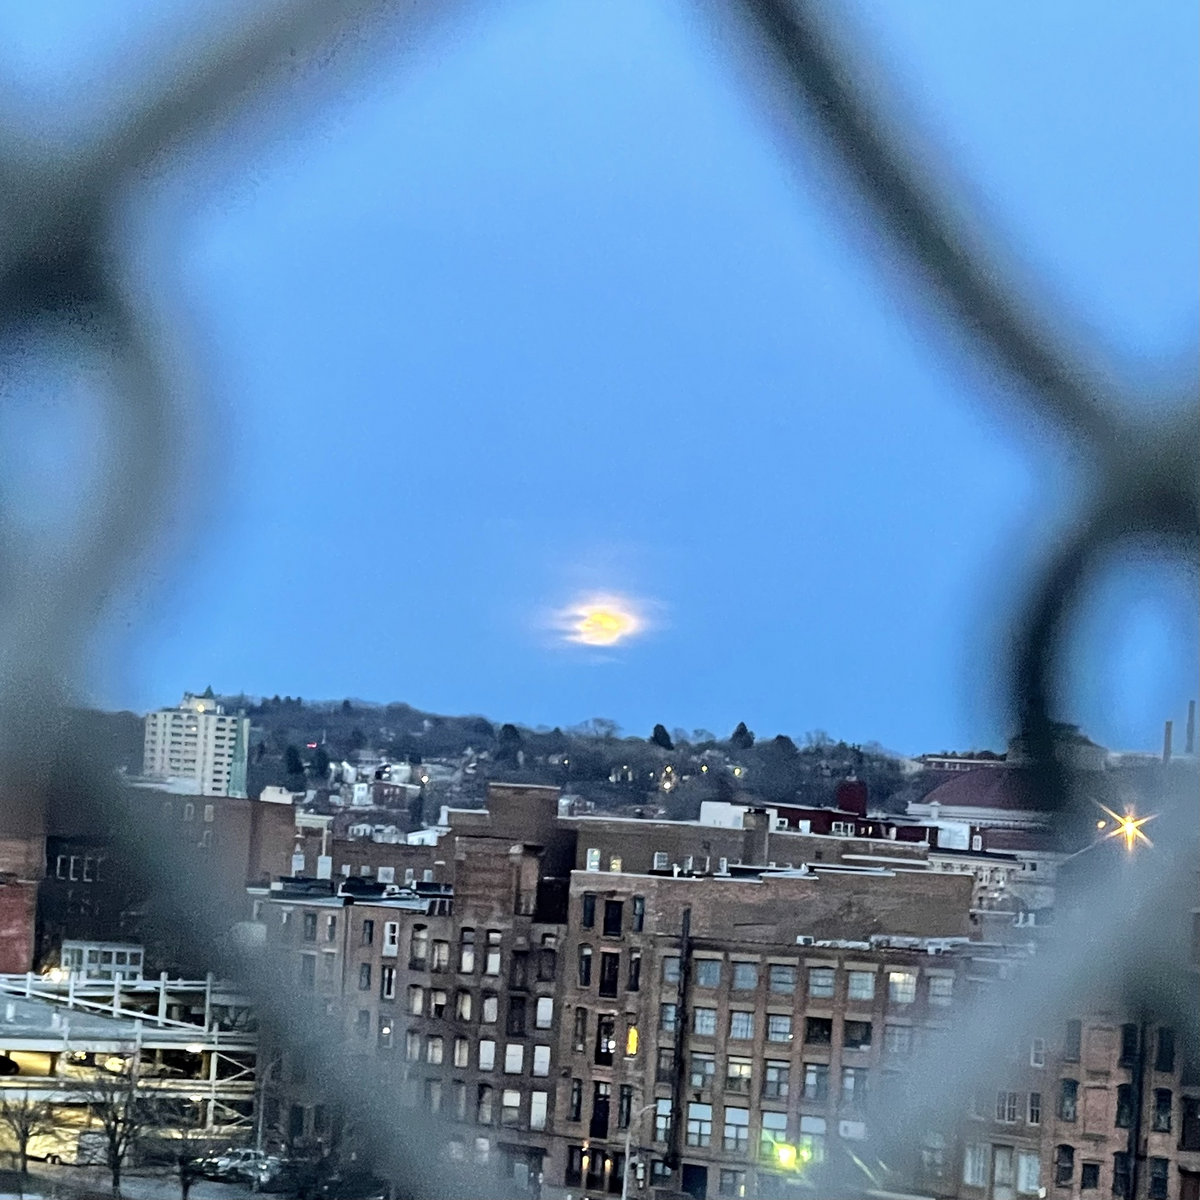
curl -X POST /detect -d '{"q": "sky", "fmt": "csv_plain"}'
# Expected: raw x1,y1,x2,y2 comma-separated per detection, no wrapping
1,1,1195,754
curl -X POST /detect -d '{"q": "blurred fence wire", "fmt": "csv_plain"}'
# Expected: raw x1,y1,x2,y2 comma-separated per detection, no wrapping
0,1,1195,1197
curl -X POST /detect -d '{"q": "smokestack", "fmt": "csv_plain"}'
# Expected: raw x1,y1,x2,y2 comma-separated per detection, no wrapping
1162,720,1173,764
1187,701,1196,755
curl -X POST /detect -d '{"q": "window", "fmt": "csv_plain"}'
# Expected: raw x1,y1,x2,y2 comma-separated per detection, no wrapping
1148,1158,1168,1200
504,1043,523,1074
848,970,876,1002
1155,1027,1175,1074
431,940,450,971
662,956,680,985
1115,1084,1133,1129
383,922,399,957
425,1036,444,1065
1029,1092,1042,1125
361,919,375,946
183,803,195,822
660,1003,678,1033
599,952,620,998
686,1102,713,1148
628,951,642,992
690,1052,716,1089
806,967,833,998
476,1085,493,1124
454,1037,470,1068
303,913,318,942
380,965,395,1000
1152,1088,1172,1133
653,851,669,870
805,1017,833,1045
406,1032,421,1063
841,1067,867,1111
537,946,557,981
430,989,447,1017
578,945,593,987
456,990,472,1020
478,1040,496,1070
1112,1152,1130,1200
581,893,596,928
1059,1079,1078,1122
408,985,425,1016
763,1060,790,1100
727,1057,753,1095
654,1098,672,1143
694,1007,717,1036
1119,1024,1139,1068
300,955,315,989
695,959,722,989
884,1024,911,1056
964,1144,989,1188
459,928,475,972
586,848,601,871
535,997,553,1028
358,963,371,991
845,1020,873,1050
568,1078,583,1122
617,1084,633,1130
500,1090,520,1127
603,899,624,936
928,975,954,1006
532,1044,550,1077
1081,1163,1100,1191
799,1115,826,1165
1031,1038,1046,1067
760,1111,787,1160
595,1015,616,1065
482,993,499,1023
732,961,758,990
632,896,645,932
767,1014,792,1043
506,996,527,1036
355,1009,370,1037
1055,1146,1075,1187
888,971,917,1004
528,1090,547,1133
626,1020,639,1056
657,1051,676,1089
484,930,501,976
573,1007,588,1050
1064,1019,1082,1061
590,1081,611,1139
723,1106,750,1152
996,1091,1020,1123
719,1169,747,1197
804,1062,830,1101
378,1019,393,1049
730,1011,755,1040
203,803,215,822
1017,1152,1041,1195
325,914,337,942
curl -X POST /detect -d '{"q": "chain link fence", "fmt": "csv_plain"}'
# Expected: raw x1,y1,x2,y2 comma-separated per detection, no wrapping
0,2,1194,1198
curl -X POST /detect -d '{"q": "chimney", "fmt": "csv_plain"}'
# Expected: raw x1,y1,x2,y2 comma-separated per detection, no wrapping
1187,701,1196,755
1162,720,1173,764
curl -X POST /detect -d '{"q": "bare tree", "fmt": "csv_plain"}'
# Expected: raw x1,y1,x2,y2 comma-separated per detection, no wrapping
75,1070,151,1199
149,1098,206,1200
0,1093,56,1195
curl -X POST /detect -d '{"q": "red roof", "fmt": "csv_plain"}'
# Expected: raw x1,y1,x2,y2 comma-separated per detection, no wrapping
922,768,1051,812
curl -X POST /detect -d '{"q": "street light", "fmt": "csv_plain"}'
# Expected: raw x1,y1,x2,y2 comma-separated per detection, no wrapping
620,1101,660,1200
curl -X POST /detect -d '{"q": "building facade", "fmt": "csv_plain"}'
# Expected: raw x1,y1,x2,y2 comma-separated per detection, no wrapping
143,692,250,797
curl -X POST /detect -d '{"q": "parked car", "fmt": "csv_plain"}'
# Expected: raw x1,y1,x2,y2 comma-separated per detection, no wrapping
317,1170,391,1200
198,1147,274,1181
26,1129,107,1166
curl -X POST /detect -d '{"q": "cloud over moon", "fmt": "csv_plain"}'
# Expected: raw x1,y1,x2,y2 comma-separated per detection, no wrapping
555,594,647,647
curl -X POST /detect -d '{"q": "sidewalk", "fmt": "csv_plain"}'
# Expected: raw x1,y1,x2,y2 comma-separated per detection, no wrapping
8,1167,255,1200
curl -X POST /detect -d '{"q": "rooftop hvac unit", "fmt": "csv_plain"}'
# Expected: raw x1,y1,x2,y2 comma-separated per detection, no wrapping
796,935,814,946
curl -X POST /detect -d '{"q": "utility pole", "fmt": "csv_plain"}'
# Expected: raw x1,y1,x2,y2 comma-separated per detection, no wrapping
620,1102,660,1200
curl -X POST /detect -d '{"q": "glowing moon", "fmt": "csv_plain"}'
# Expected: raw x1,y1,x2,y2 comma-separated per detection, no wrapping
560,596,644,646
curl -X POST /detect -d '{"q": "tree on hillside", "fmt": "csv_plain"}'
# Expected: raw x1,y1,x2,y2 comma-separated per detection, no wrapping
284,745,304,777
341,699,353,713
312,747,331,779
730,722,755,751
495,724,524,767
651,725,674,751
0,1093,55,1189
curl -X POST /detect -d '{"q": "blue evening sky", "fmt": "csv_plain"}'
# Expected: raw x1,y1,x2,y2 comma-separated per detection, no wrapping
3,2,1195,754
